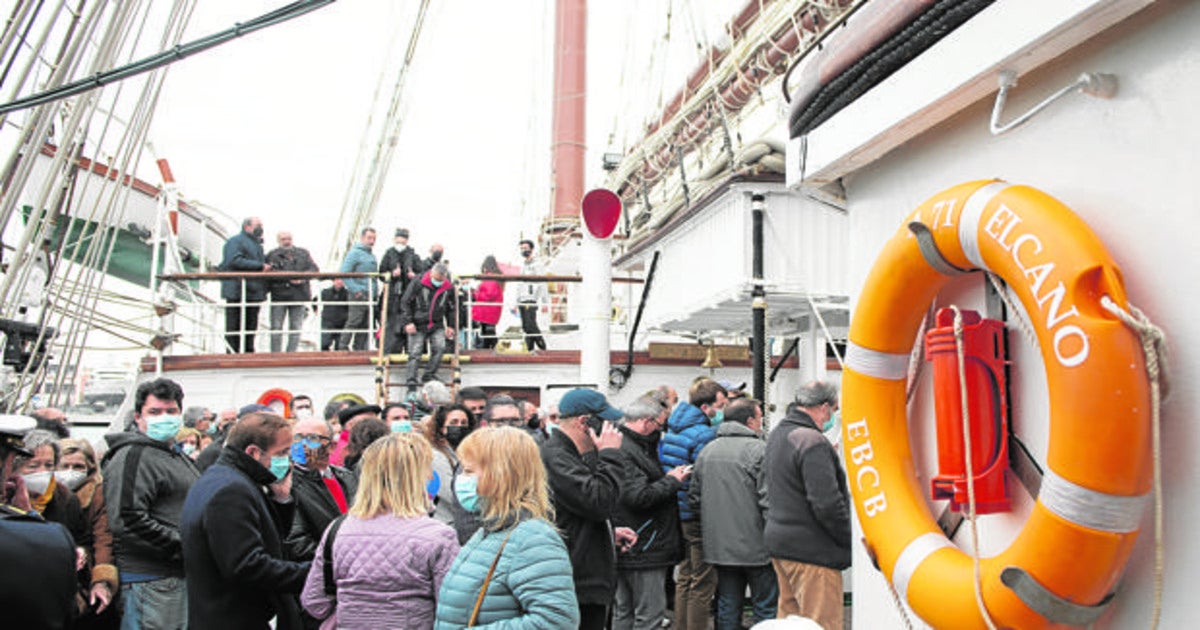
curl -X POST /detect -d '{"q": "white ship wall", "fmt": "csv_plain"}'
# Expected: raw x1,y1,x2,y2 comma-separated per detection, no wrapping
836,2,1198,627
618,183,849,334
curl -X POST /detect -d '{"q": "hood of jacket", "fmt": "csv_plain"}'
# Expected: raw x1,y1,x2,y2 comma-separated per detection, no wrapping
781,407,820,431
102,430,172,465
715,420,761,439
667,402,709,433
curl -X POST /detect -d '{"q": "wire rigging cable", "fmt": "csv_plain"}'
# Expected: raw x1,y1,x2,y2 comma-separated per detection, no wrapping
0,0,337,115
328,0,433,266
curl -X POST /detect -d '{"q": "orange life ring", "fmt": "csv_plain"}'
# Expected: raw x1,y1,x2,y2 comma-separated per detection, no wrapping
257,388,293,419
842,180,1151,629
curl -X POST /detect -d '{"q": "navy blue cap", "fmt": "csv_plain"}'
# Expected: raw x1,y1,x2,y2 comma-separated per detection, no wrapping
238,403,272,418
557,389,623,421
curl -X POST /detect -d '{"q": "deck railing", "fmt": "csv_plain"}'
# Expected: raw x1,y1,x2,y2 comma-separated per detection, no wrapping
155,271,643,356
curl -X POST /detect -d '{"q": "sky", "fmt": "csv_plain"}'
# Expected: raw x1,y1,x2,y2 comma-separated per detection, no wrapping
137,0,745,273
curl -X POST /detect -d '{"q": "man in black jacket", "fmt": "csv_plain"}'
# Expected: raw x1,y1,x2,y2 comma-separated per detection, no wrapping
764,382,851,630
316,280,349,351
102,377,200,629
604,396,689,630
543,388,637,629
399,263,455,393
284,418,357,561
182,412,310,629
220,217,271,353
265,231,319,353
379,227,421,354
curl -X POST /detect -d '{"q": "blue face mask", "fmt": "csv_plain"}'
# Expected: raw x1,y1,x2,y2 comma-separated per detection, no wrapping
431,277,444,287
709,409,724,426
823,410,840,432
205,423,218,435
146,415,183,442
455,474,481,513
391,420,413,433
290,441,309,466
269,455,291,481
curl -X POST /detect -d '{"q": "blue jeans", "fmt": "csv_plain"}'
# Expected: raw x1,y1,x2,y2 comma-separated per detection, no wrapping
714,564,778,630
121,577,187,630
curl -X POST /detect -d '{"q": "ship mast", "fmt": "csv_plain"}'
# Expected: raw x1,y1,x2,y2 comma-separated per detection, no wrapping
543,0,586,249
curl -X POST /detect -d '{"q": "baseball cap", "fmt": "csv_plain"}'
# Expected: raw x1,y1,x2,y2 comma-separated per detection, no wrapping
238,403,272,418
557,389,623,421
717,379,746,393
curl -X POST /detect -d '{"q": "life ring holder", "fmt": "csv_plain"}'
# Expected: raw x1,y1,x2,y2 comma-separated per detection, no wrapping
842,180,1152,629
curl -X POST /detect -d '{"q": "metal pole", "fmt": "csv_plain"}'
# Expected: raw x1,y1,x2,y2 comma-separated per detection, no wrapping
751,193,766,403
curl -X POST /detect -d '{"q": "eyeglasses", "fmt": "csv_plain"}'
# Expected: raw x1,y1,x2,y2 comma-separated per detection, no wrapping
294,434,330,446
488,415,523,427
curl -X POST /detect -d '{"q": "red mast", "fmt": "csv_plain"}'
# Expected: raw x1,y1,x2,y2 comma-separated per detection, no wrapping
546,0,586,242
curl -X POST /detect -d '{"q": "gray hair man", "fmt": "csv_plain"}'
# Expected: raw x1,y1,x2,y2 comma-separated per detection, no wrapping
284,417,357,561
763,382,850,630
606,396,689,629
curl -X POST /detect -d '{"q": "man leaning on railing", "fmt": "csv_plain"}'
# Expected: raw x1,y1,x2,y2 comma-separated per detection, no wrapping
265,231,319,353
337,228,379,351
220,217,270,354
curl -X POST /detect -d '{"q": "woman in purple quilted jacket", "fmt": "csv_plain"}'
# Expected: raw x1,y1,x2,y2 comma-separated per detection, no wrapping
301,432,459,629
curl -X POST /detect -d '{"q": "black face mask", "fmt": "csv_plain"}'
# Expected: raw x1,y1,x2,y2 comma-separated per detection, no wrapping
252,226,264,239
445,425,469,448
521,249,532,258
430,250,443,262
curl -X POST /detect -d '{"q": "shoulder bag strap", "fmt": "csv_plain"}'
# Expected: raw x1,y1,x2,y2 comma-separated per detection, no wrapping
322,514,348,597
467,528,516,627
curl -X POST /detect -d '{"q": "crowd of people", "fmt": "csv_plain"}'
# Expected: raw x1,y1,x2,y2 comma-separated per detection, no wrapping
0,375,851,630
219,219,550,369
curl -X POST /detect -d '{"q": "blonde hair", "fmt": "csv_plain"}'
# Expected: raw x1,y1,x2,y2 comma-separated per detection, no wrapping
59,438,98,477
456,426,552,528
350,432,432,519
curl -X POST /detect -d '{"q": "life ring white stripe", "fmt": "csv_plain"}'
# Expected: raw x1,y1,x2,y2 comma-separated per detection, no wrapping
893,533,955,605
845,342,909,381
958,181,1012,270
1039,469,1150,534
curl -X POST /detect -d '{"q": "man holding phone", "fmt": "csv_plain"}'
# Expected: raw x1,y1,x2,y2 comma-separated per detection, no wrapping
543,388,638,629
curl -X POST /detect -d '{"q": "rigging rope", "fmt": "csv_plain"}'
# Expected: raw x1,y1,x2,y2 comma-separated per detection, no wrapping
1100,296,1168,630
950,304,1001,630
328,0,432,266
0,0,338,115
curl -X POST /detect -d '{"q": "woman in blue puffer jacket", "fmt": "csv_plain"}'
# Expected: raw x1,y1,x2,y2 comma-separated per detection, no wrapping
435,427,579,628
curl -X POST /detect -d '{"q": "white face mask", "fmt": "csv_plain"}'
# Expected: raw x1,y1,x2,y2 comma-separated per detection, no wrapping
294,407,313,420
54,469,87,491
22,470,53,495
